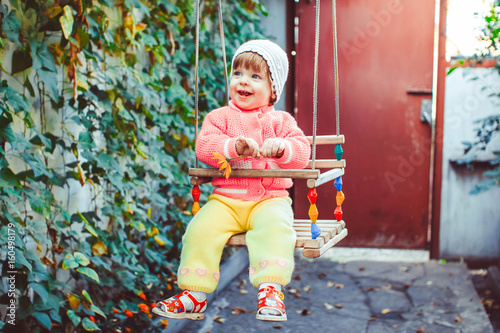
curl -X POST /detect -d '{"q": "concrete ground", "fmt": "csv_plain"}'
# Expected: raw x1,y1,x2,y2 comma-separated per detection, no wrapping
163,248,495,333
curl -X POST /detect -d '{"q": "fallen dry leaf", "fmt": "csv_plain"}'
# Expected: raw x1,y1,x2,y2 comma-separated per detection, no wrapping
399,266,409,272
240,289,248,295
160,319,169,328
318,272,327,279
214,316,225,324
368,316,378,321
327,281,335,287
288,288,298,294
231,306,247,315
300,309,311,316
359,267,365,271
381,308,391,314
334,304,343,309
292,274,301,280
324,303,335,310
454,315,462,323
273,325,283,329
381,284,392,290
335,284,344,289
416,327,425,333
303,285,311,292
426,281,433,285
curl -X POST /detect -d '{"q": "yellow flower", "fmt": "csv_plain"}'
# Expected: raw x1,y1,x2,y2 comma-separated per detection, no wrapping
212,152,232,179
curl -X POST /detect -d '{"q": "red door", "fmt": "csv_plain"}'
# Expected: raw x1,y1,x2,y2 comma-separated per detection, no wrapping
293,0,435,248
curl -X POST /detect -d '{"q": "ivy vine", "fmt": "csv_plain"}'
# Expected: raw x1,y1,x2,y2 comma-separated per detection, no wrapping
0,0,267,331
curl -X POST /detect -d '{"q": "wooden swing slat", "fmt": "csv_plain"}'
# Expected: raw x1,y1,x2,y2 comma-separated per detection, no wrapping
305,159,346,169
188,168,321,179
305,135,344,145
302,228,348,258
225,219,347,258
307,168,345,188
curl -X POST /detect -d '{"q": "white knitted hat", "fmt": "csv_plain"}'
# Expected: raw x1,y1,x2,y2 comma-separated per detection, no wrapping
231,39,289,103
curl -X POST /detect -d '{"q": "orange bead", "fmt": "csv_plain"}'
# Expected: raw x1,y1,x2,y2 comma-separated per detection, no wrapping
308,204,319,223
334,205,343,221
192,202,200,216
336,191,345,206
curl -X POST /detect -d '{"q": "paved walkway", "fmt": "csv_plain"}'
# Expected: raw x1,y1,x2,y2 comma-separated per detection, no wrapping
167,248,494,333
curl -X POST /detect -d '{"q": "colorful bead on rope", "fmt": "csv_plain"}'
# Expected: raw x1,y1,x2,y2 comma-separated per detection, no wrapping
192,185,201,216
308,188,321,239
334,144,343,161
333,176,343,221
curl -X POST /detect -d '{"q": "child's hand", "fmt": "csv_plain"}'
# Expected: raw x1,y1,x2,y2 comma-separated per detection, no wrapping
261,138,286,158
235,136,261,158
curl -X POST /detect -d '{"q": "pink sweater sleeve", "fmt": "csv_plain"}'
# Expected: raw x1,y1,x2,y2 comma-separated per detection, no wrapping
272,112,311,169
195,110,239,168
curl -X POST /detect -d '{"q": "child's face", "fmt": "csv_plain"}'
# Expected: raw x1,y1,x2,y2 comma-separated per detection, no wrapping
229,65,274,111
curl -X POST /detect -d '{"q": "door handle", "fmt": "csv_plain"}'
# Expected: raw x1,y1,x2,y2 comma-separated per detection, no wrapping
420,99,432,126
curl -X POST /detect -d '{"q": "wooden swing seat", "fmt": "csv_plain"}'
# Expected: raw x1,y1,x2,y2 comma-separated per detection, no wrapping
188,134,347,258
227,219,348,258
189,135,345,188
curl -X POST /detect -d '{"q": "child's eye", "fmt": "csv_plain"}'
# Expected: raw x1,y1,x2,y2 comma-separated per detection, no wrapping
233,71,241,76
252,74,261,79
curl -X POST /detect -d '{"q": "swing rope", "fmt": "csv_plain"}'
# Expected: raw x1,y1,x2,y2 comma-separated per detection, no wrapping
194,0,229,169
311,0,320,171
194,0,200,169
217,0,230,105
332,0,341,136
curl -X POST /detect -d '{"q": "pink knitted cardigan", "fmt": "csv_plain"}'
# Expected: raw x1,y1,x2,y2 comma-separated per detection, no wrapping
196,101,311,201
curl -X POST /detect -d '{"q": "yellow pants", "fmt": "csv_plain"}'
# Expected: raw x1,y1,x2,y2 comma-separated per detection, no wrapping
178,194,296,293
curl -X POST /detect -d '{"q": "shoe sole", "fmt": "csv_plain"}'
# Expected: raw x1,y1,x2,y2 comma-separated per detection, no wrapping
256,313,287,322
152,307,204,320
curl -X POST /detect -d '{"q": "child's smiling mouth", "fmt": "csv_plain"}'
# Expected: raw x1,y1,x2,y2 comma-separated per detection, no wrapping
238,90,252,97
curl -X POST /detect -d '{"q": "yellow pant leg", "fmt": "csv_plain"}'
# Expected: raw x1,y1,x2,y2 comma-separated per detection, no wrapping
178,195,247,293
246,197,296,287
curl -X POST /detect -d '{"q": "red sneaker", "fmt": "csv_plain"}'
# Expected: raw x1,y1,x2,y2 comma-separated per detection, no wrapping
152,290,207,320
256,286,287,321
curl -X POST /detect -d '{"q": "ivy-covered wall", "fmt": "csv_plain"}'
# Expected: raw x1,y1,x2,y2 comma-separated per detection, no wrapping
0,0,266,332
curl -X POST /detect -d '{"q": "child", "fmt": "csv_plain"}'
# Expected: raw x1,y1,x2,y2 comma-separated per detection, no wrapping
153,40,311,322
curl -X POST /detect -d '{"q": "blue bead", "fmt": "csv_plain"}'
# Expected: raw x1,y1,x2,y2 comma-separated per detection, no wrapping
311,223,321,239
334,176,343,191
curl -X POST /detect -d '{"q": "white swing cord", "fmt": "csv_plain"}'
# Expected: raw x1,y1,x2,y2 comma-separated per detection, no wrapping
312,0,341,170
311,0,320,171
332,0,341,136
194,0,228,169
194,0,200,169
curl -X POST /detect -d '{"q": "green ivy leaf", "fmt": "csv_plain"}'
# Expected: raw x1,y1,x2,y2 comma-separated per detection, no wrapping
76,267,100,283
2,9,21,46
66,310,81,326
13,248,32,271
90,304,107,319
60,6,74,39
81,290,93,304
49,309,62,324
62,254,79,270
78,211,99,238
74,252,90,266
82,317,100,331
29,283,49,302
3,85,31,111
33,312,52,330
0,167,21,186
